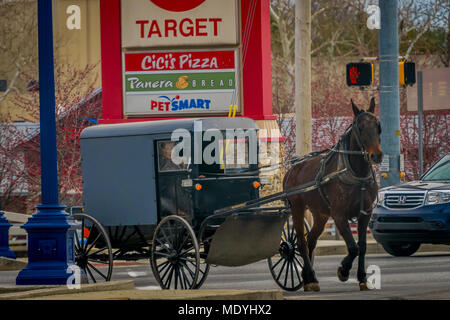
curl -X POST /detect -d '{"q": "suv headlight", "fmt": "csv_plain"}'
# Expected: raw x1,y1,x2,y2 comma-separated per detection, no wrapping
426,190,450,205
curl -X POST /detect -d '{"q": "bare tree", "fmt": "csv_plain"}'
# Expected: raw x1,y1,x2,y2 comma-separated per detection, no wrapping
0,0,38,110
2,62,101,212
398,0,449,65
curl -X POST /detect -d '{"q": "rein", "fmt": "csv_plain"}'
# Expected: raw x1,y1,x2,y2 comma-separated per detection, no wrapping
199,112,380,218
212,113,376,176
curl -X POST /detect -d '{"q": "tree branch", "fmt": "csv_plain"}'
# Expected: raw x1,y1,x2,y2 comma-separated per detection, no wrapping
405,20,431,59
0,70,20,104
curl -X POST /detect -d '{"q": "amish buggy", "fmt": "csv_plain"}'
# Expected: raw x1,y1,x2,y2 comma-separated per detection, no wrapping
74,117,307,290
72,98,382,291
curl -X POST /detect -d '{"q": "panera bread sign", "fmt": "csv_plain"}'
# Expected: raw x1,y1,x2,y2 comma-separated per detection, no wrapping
123,49,240,116
121,0,239,48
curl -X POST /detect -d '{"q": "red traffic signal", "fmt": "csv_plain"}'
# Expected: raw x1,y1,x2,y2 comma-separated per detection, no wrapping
346,62,373,86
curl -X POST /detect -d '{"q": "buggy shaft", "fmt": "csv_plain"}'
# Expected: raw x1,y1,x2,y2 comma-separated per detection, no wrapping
214,168,347,215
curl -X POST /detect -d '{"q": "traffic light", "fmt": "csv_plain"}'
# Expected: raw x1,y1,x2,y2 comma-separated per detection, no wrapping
399,60,416,86
346,62,373,86
0,80,6,92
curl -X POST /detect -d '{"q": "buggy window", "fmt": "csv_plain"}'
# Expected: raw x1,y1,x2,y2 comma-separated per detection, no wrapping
157,140,188,172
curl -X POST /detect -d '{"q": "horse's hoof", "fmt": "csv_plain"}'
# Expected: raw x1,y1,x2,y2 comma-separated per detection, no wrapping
337,266,349,282
359,282,374,291
304,282,320,292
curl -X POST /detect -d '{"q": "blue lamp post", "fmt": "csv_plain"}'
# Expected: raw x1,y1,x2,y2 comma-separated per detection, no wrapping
0,203,16,259
16,0,83,285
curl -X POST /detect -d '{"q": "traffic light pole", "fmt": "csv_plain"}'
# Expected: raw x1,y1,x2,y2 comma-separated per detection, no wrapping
417,71,424,176
378,0,401,188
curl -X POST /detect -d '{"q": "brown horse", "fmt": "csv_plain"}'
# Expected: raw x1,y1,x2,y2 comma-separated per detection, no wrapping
284,97,383,292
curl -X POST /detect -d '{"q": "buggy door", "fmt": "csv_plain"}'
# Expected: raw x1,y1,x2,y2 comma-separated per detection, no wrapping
194,134,259,220
155,140,193,223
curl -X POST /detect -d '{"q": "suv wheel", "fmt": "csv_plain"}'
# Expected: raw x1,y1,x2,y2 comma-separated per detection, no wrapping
381,242,421,257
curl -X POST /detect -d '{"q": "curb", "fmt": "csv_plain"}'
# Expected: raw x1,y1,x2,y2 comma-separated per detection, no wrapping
0,257,27,271
315,240,383,256
0,280,135,300
314,240,450,256
25,289,284,300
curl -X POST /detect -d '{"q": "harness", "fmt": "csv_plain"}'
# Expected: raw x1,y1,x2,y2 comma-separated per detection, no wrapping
311,111,378,217
199,112,379,217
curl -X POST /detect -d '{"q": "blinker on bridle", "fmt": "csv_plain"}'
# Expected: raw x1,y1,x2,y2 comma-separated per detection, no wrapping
333,111,371,162
351,111,370,162
346,110,381,164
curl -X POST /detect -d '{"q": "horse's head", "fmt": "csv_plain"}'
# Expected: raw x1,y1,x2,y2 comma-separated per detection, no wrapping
351,98,383,164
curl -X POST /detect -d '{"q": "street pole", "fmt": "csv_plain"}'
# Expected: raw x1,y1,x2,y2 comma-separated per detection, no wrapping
294,0,314,229
417,71,424,177
0,201,16,259
16,0,84,285
295,0,312,156
378,0,401,188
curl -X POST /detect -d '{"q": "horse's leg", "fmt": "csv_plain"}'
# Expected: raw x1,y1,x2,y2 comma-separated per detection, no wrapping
291,205,320,292
307,213,329,262
334,215,359,282
357,213,373,290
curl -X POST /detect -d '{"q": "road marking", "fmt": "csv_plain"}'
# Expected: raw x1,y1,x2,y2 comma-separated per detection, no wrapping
135,286,162,290
127,271,148,278
320,276,359,284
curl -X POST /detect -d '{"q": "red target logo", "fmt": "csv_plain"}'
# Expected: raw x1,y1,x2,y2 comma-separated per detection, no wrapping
150,0,206,12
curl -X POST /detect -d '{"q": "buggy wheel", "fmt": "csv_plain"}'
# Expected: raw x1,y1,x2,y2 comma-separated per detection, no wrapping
151,215,200,289
194,240,211,289
73,214,113,283
268,217,311,291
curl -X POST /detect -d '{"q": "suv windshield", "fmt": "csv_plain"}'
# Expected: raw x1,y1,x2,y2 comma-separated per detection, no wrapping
421,155,450,181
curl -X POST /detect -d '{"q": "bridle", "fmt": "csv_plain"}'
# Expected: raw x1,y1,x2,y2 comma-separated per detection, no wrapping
314,110,381,216
334,110,381,164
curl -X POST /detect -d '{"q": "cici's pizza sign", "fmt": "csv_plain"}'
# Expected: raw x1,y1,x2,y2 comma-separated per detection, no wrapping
121,0,239,48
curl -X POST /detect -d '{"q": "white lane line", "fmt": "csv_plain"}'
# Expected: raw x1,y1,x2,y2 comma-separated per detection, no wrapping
135,286,162,290
127,271,148,278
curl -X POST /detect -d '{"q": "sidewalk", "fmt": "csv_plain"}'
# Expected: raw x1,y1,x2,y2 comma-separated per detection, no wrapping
0,280,283,300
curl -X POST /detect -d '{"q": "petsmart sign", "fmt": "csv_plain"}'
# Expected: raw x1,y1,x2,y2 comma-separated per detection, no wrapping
123,49,240,116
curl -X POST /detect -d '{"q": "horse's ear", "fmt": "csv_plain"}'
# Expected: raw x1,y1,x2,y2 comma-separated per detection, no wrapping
368,97,375,113
351,99,360,116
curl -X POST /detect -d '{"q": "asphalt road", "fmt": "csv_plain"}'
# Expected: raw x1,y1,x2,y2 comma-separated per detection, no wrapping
1,252,450,299
124,252,450,299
